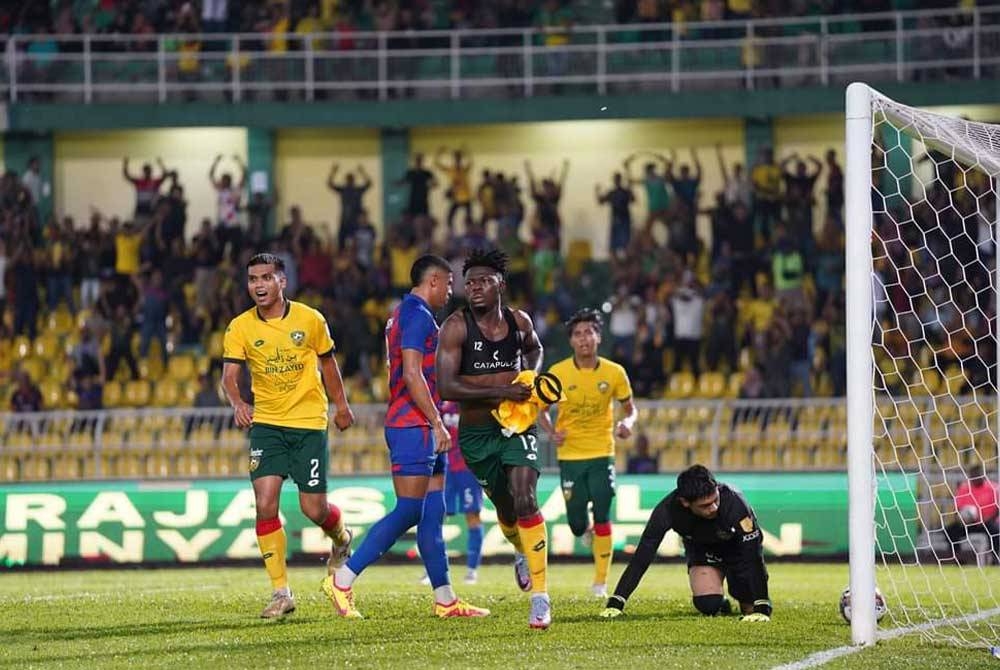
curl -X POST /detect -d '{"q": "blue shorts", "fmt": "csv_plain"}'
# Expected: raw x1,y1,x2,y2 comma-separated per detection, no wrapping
385,426,447,477
445,468,483,515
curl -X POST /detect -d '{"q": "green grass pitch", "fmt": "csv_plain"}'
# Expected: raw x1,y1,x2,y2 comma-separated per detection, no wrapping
0,563,995,669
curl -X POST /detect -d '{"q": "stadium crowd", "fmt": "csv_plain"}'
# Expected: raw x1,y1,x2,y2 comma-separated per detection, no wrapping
0,0,953,39
0,139,853,414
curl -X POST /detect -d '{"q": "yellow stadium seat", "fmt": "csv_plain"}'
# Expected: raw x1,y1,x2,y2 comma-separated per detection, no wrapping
206,331,224,359
102,382,124,408
12,336,32,359
665,372,695,400
39,380,66,409
726,372,743,399
152,380,182,407
46,310,74,333
696,372,726,399
33,333,63,359
18,358,45,384
167,355,197,381
122,380,152,407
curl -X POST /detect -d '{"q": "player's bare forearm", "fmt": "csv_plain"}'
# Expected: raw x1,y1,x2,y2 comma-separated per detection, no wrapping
402,349,442,426
620,398,638,430
220,363,244,408
537,408,555,439
320,356,350,411
514,310,543,372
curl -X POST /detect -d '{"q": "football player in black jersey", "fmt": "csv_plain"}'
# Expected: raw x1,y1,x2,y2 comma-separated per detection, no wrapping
599,464,772,622
437,248,554,630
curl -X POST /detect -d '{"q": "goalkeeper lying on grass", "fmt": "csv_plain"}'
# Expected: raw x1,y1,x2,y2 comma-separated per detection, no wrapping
600,464,773,623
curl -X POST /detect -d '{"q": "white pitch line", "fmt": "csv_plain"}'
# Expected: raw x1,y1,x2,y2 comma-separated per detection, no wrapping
771,607,1000,670
8,584,224,603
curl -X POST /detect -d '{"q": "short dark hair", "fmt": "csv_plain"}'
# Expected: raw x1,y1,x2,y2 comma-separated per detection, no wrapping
462,248,508,277
676,465,718,502
565,308,603,336
247,252,285,273
410,254,452,287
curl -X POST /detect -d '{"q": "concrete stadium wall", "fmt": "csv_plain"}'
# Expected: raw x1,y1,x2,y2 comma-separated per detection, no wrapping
53,128,247,230
411,118,744,257
273,129,382,239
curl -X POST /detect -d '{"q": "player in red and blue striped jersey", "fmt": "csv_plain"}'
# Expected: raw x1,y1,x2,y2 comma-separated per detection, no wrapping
323,255,489,619
442,401,484,584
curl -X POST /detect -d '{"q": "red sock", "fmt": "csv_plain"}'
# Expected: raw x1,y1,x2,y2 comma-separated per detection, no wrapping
320,504,342,532
517,512,544,529
256,517,282,536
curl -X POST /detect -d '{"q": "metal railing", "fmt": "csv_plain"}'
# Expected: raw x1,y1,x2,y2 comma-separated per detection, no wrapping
1,395,992,482
1,6,997,104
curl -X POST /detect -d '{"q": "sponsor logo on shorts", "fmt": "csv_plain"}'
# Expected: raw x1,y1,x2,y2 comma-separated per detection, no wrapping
561,480,574,501
254,339,265,347
705,552,723,564
290,330,306,346
249,448,263,473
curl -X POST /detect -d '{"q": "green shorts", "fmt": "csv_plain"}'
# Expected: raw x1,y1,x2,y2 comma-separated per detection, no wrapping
248,423,328,493
458,421,541,498
559,456,616,532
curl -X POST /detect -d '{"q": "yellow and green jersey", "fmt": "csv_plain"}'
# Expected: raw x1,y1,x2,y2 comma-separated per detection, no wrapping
223,300,335,430
548,356,632,461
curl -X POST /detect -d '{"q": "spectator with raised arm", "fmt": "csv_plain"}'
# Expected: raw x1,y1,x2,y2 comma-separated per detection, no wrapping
209,154,247,261
328,162,372,250
123,156,172,226
624,152,671,234
435,147,474,234
596,171,635,259
525,158,569,249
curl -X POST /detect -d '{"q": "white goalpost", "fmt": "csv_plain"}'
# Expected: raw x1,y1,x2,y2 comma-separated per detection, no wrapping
846,82,1000,648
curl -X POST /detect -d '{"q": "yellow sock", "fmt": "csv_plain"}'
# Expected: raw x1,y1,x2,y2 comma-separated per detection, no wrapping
499,519,525,553
256,523,288,591
592,532,613,586
518,516,548,594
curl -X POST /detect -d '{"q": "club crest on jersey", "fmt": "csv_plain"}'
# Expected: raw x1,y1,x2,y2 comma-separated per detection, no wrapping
253,339,265,347
739,516,754,533
597,381,610,393
249,448,263,472
290,330,306,346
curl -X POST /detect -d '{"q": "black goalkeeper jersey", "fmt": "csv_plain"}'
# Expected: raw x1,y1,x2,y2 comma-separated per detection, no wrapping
611,483,769,605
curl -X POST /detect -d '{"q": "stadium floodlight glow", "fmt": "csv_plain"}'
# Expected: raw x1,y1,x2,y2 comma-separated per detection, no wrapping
846,82,1000,649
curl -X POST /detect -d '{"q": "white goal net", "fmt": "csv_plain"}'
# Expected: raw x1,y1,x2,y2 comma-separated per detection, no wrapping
847,83,1000,648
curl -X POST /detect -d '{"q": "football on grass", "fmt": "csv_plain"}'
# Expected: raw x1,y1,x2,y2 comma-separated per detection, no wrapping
839,586,888,623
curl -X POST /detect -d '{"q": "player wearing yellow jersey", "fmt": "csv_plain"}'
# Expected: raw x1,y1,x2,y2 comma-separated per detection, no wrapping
222,253,356,619
538,308,637,598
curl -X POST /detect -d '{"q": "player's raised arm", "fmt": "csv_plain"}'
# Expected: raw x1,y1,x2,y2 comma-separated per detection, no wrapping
436,314,531,402
601,494,674,616
513,309,543,373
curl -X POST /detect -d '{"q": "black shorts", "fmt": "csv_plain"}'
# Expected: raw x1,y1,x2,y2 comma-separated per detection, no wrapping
684,541,768,605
